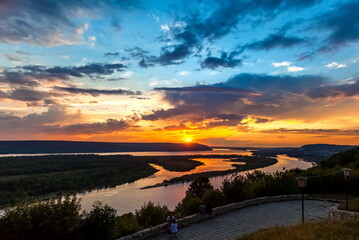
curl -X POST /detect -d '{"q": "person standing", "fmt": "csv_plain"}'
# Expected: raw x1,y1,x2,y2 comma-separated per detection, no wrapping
170,219,178,237
167,214,175,233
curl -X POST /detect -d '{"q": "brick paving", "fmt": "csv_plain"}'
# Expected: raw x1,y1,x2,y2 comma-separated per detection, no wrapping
151,200,337,240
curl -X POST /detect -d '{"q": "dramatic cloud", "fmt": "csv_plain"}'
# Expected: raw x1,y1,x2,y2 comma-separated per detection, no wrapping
44,119,131,135
55,87,141,96
200,51,242,69
105,52,120,57
125,47,149,59
0,70,71,86
0,105,133,135
0,0,140,46
0,63,127,86
0,88,59,102
0,105,80,132
144,73,327,124
306,78,359,99
317,1,359,50
154,86,254,94
245,34,306,51
140,44,193,67
139,0,319,67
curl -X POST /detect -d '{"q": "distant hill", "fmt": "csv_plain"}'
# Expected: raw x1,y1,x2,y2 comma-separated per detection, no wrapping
321,146,359,168
0,141,212,154
287,144,357,163
248,144,357,163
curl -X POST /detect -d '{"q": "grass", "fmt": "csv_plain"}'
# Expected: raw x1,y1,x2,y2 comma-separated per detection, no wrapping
339,197,359,212
237,220,359,240
310,193,359,201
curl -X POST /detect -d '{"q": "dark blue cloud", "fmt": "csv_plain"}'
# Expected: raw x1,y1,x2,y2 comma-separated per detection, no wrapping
0,87,64,107
0,70,71,86
306,78,359,99
244,34,306,51
139,0,320,67
0,0,140,46
0,63,127,86
144,73,328,123
200,51,242,69
104,52,120,57
0,106,133,134
154,86,253,94
317,1,359,51
125,47,149,59
219,73,325,92
55,86,141,96
44,119,131,134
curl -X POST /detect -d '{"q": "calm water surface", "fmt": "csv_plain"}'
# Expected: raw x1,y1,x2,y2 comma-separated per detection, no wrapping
0,148,252,157
75,149,312,214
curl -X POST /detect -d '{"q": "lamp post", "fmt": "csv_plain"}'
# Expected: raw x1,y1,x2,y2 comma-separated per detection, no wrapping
342,168,351,211
296,176,308,223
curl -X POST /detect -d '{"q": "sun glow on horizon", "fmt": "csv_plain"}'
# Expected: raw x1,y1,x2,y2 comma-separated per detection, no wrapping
185,137,192,143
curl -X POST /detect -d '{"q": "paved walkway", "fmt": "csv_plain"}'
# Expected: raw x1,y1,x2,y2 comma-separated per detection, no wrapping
151,200,337,240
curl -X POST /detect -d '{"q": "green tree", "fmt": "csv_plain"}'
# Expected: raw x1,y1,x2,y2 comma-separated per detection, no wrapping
221,175,247,203
81,201,117,240
203,189,225,207
186,176,213,198
0,197,82,240
174,196,202,217
115,213,141,237
135,201,169,228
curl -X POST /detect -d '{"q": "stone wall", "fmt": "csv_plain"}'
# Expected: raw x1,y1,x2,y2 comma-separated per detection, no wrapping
117,194,303,240
328,205,359,221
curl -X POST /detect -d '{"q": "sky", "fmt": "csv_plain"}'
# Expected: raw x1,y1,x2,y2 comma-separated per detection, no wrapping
0,0,359,147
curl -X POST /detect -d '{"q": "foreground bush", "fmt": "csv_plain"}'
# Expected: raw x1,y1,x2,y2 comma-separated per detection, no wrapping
135,201,169,228
175,196,202,217
0,197,81,240
81,202,117,240
237,220,359,240
0,198,168,240
116,213,141,237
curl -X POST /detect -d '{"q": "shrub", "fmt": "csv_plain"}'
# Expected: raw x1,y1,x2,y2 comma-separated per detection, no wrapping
135,201,169,228
221,174,248,203
0,196,81,240
115,213,141,237
175,196,202,217
81,201,117,240
202,189,225,207
186,176,213,198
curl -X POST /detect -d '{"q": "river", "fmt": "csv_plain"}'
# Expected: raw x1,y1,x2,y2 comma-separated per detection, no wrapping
71,149,313,215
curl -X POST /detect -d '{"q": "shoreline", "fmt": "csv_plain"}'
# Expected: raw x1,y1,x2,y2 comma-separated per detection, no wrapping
141,156,278,189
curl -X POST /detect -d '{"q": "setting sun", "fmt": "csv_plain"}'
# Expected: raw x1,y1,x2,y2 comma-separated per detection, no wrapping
185,137,192,143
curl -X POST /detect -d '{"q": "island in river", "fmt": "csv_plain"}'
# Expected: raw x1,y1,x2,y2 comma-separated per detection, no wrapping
0,153,276,206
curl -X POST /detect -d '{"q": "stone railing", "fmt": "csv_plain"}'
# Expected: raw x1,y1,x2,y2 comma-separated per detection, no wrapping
328,205,359,221
117,194,304,240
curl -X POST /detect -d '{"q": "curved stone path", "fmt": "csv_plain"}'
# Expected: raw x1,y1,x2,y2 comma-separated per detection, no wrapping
151,200,337,240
